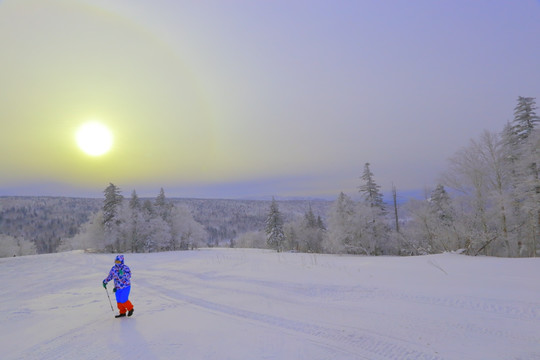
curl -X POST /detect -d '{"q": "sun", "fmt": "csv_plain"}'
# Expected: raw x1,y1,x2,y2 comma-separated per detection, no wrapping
76,121,113,156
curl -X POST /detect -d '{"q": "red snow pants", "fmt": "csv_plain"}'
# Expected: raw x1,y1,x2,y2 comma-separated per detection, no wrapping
117,300,134,315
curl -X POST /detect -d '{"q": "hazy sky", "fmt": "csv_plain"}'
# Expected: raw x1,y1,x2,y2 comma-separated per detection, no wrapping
1,0,539,200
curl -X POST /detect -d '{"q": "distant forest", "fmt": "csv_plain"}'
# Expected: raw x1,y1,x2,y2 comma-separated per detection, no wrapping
0,97,538,258
0,195,330,256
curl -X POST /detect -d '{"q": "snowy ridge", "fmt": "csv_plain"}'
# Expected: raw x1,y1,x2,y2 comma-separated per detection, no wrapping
1,249,539,359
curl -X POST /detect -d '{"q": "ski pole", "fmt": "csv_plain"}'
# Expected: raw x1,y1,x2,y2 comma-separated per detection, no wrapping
104,287,115,312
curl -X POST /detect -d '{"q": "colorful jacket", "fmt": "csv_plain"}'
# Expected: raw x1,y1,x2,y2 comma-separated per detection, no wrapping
103,255,132,290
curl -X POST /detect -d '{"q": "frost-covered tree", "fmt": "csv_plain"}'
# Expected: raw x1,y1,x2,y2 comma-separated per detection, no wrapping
282,205,326,253
441,130,518,255
154,188,173,223
358,163,389,254
126,190,144,252
513,129,540,256
142,216,171,252
0,234,36,257
400,199,438,255
102,183,123,229
265,198,285,252
400,186,460,255
325,192,358,254
300,205,325,252
59,211,106,252
283,222,299,251
429,185,453,224
512,96,539,143
129,190,141,210
510,98,540,256
102,183,124,251
170,205,207,250
359,163,386,213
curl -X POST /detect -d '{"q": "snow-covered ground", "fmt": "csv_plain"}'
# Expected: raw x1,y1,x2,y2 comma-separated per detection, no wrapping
1,249,539,360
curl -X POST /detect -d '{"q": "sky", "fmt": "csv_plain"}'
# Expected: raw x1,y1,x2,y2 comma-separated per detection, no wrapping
0,0,539,200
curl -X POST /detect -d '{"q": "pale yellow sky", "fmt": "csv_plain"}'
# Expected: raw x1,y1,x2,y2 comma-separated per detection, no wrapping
0,0,220,187
1,0,539,199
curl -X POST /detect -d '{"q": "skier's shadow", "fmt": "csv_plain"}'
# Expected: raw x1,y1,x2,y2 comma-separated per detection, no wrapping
115,317,156,358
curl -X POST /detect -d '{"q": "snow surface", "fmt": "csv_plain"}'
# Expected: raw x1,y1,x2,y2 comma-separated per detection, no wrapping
1,249,539,360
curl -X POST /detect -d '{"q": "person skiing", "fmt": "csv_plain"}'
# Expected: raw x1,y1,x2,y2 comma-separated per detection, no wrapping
103,255,134,318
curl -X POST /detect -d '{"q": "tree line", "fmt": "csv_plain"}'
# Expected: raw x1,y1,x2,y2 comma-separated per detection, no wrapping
261,96,539,257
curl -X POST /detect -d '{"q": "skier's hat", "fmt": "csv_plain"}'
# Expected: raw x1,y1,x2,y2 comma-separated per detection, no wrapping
115,254,124,264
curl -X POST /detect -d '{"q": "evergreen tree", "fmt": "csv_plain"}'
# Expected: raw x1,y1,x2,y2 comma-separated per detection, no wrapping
155,188,173,223
299,205,325,252
102,183,123,230
102,183,124,252
317,215,326,231
265,198,285,252
142,199,154,216
128,190,143,252
304,205,317,228
512,96,539,143
325,192,358,254
429,184,453,225
508,97,539,256
358,163,389,254
359,163,386,213
129,190,140,211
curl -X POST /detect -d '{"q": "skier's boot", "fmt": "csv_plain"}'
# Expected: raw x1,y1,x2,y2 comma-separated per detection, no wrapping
115,313,126,318
128,309,134,317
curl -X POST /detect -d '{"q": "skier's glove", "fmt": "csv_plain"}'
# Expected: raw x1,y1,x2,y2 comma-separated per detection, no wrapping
102,281,107,289
113,287,117,293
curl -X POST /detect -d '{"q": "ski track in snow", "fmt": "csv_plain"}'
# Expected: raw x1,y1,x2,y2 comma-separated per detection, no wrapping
2,249,540,360
168,268,540,322
139,276,441,360
138,263,540,360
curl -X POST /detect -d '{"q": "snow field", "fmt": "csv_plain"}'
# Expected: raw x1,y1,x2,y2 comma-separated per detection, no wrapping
1,249,539,359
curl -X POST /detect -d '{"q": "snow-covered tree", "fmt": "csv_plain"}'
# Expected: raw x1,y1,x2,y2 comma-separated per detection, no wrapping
265,198,285,252
512,96,539,143
59,211,106,252
325,192,358,254
429,185,453,224
154,188,173,223
299,205,325,252
282,205,326,253
401,191,460,255
170,205,207,250
129,190,141,211
102,183,124,251
441,130,519,255
102,183,123,229
358,163,389,254
0,234,36,257
400,199,437,255
283,222,299,251
511,98,540,256
359,163,386,213
513,128,540,256
126,190,144,252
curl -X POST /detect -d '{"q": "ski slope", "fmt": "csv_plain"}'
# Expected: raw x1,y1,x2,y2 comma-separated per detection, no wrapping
1,249,539,360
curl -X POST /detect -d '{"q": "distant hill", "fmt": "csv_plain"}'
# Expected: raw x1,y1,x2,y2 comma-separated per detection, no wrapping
0,197,102,253
0,196,332,253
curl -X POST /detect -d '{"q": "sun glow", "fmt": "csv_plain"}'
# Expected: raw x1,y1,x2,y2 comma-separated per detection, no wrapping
76,122,113,156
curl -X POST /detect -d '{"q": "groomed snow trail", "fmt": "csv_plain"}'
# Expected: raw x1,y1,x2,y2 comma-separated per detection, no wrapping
1,249,539,359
